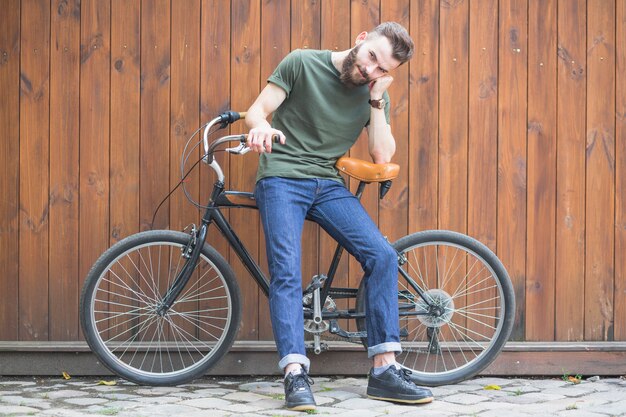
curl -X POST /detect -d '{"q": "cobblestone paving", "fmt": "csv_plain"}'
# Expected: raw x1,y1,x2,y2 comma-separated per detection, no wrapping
1,375,625,416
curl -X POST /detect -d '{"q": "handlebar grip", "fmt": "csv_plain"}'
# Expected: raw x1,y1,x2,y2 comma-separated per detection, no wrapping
241,134,282,143
218,111,247,127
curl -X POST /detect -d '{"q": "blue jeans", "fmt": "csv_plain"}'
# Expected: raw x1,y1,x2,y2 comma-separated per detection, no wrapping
254,177,401,372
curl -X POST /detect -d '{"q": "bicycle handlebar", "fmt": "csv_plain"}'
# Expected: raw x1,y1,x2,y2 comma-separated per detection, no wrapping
200,111,280,183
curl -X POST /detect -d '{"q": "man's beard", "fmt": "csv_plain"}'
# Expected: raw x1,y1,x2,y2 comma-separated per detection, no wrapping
340,44,370,87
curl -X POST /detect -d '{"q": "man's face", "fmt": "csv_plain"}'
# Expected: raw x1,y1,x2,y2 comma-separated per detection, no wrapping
340,35,401,87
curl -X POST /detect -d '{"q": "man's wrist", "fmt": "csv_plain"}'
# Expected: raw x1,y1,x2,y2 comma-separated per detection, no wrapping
368,98,386,110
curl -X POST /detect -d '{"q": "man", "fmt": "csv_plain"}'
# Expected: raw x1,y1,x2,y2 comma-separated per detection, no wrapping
245,22,433,411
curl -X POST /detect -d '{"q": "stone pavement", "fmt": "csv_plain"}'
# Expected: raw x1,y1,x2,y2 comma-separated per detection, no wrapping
1,375,626,417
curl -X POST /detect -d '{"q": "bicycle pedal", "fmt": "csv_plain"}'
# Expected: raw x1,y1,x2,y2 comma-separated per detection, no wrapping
329,322,367,339
304,274,327,293
305,342,328,353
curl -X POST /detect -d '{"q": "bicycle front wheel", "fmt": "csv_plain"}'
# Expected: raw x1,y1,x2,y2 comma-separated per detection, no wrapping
80,230,241,386
356,230,515,386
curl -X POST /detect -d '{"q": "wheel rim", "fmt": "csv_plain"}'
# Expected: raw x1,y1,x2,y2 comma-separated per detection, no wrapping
397,240,507,379
87,240,233,379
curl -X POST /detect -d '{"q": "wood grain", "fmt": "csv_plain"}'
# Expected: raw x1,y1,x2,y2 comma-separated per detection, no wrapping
556,0,586,341
49,0,80,340
526,0,557,341
0,0,20,340
585,0,615,341
19,0,50,341
497,0,528,341
231,0,261,340
616,0,626,341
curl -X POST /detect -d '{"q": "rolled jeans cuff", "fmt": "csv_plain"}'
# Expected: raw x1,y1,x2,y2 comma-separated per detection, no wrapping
367,342,402,359
278,354,310,373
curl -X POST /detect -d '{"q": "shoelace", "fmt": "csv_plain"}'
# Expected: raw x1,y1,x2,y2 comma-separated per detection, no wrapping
287,372,314,392
395,367,416,387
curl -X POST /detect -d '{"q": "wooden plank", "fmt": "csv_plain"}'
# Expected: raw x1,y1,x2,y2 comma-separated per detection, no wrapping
320,0,352,336
321,0,350,54
261,0,290,83
439,0,469,342
108,0,141,343
526,0,557,341
497,0,527,341
138,0,170,343
408,0,438,234
199,0,237,345
110,0,140,245
0,0,20,341
200,0,231,282
79,0,111,305
291,0,320,50
170,0,200,233
348,0,380,332
438,0,468,234
257,0,291,341
406,2,439,345
468,0,497,251
467,0,498,344
3,341,626,377
170,0,200,340
291,0,322,341
585,0,615,341
616,0,626,341
19,0,50,341
379,0,409,243
231,0,261,340
555,0,586,341
140,0,170,232
49,0,80,340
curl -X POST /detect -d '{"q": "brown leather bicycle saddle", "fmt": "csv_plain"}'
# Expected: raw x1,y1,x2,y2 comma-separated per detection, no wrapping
335,157,400,183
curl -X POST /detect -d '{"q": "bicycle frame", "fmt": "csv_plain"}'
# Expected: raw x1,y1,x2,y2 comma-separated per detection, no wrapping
159,111,430,323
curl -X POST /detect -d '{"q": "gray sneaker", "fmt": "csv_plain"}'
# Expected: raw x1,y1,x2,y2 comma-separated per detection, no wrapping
367,366,434,404
284,370,316,411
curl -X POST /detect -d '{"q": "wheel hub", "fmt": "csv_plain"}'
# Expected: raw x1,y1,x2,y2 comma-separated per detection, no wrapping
416,289,454,327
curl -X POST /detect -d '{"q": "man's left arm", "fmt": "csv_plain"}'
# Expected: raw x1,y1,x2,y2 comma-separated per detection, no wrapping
366,75,395,164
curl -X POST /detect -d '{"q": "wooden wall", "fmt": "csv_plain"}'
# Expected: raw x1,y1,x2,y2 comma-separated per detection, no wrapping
1,0,625,346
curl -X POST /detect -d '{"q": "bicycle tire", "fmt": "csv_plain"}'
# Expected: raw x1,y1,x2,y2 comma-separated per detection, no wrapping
80,230,241,386
355,230,515,386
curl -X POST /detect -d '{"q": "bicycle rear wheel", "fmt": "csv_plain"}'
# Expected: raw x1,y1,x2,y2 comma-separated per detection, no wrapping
356,230,515,386
80,230,241,386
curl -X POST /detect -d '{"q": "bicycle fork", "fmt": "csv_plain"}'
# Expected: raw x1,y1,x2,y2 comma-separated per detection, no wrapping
156,223,208,316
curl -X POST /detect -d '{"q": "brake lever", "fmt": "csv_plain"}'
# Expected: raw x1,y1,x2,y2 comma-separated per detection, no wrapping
224,134,281,156
225,143,252,155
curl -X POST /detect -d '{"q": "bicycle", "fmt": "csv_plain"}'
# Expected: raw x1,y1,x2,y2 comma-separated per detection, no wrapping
80,110,515,387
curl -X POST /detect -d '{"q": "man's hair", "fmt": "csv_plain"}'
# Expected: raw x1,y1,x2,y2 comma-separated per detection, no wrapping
369,22,414,63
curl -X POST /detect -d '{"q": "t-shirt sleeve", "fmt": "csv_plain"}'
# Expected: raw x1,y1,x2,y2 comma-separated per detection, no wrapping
267,49,302,97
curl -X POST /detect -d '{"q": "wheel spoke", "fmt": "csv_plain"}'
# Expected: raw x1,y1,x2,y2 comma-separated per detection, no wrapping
82,234,238,384
356,232,513,385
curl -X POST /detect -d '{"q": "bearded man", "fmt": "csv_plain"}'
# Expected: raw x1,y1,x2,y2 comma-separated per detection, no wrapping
245,22,433,411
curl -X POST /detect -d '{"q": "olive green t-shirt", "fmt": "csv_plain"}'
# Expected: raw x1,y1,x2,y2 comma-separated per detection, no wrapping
256,49,390,183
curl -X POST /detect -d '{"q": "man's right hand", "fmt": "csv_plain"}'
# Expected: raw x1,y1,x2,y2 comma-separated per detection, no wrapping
247,126,286,153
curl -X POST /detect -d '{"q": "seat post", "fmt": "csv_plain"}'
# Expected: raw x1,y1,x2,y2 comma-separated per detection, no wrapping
354,181,367,200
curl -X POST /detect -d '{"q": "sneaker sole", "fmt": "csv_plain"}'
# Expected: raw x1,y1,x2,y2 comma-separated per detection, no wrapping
287,404,317,411
367,394,434,404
